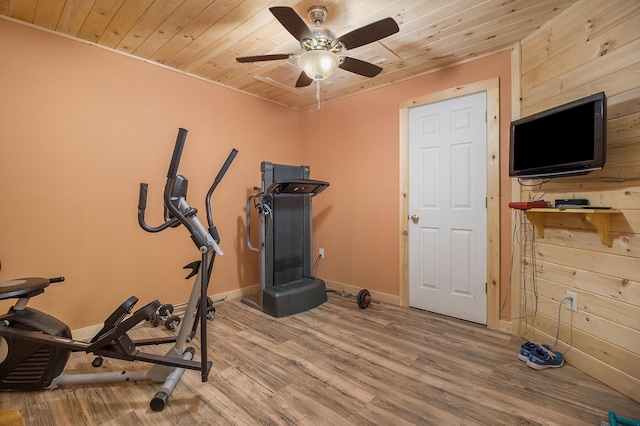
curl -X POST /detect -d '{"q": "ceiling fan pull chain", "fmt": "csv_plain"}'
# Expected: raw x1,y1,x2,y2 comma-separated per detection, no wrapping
316,79,321,110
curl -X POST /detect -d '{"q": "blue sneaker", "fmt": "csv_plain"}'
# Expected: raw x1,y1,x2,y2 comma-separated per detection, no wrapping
518,341,550,362
526,346,564,370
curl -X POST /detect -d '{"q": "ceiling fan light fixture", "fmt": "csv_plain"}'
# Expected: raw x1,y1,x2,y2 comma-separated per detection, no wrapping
298,50,340,80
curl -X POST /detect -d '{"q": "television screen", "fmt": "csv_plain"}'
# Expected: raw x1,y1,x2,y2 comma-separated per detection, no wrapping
509,92,606,179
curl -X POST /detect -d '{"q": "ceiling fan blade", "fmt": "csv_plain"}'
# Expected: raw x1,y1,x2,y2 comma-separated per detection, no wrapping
339,57,382,78
295,71,313,87
269,6,314,42
337,17,399,50
236,54,291,63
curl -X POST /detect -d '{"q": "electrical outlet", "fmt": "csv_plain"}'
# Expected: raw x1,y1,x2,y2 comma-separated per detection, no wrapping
319,248,325,259
566,291,578,312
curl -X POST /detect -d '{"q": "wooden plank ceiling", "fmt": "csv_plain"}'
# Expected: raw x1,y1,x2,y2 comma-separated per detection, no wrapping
0,0,577,110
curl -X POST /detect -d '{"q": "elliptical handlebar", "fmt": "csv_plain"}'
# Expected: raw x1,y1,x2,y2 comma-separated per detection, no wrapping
167,127,188,180
206,148,238,242
137,127,183,233
163,128,211,253
137,128,237,254
138,183,181,233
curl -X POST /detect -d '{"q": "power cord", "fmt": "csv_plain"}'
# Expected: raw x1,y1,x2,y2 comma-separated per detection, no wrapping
507,208,540,341
501,208,539,322
554,296,573,348
500,209,519,319
313,254,322,275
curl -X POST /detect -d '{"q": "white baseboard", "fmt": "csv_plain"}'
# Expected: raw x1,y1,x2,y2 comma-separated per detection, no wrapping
324,280,400,306
72,283,399,339
73,324,104,342
72,284,261,340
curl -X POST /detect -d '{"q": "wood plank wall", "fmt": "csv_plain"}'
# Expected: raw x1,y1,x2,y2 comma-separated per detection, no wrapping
511,0,640,403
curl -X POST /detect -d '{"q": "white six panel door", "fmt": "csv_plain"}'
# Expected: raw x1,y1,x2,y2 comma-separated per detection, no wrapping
408,91,487,324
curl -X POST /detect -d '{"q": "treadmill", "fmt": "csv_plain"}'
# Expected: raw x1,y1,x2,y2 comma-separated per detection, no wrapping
243,162,329,317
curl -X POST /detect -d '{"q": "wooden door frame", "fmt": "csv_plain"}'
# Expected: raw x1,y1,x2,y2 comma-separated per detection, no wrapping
399,78,501,330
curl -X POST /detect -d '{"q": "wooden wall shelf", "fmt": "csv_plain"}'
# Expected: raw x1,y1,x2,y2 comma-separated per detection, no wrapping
523,208,622,247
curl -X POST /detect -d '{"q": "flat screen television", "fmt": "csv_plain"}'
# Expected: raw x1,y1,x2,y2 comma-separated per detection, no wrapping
509,92,607,179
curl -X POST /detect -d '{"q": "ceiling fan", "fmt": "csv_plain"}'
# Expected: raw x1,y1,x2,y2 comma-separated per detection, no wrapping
236,6,399,89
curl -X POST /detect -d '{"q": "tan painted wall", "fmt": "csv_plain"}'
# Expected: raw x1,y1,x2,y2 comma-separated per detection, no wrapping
1,18,515,333
512,0,640,403
0,19,301,330
2,0,634,405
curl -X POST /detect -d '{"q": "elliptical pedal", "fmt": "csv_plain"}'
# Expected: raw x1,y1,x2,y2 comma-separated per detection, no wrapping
91,296,139,343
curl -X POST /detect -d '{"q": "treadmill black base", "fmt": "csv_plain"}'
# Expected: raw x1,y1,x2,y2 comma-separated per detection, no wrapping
259,277,327,318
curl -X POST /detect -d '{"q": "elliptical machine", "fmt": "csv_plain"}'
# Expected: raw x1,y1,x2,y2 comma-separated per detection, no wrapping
0,128,237,411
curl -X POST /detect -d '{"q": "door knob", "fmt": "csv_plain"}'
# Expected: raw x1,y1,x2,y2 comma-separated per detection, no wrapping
410,214,419,224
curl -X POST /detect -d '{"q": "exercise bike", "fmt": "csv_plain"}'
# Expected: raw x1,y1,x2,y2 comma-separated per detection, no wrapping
0,128,237,411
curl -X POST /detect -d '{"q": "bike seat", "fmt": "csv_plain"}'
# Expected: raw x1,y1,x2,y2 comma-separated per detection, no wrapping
0,277,50,300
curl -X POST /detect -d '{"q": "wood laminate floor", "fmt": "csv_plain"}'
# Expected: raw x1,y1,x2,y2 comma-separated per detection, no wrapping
2,296,639,425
